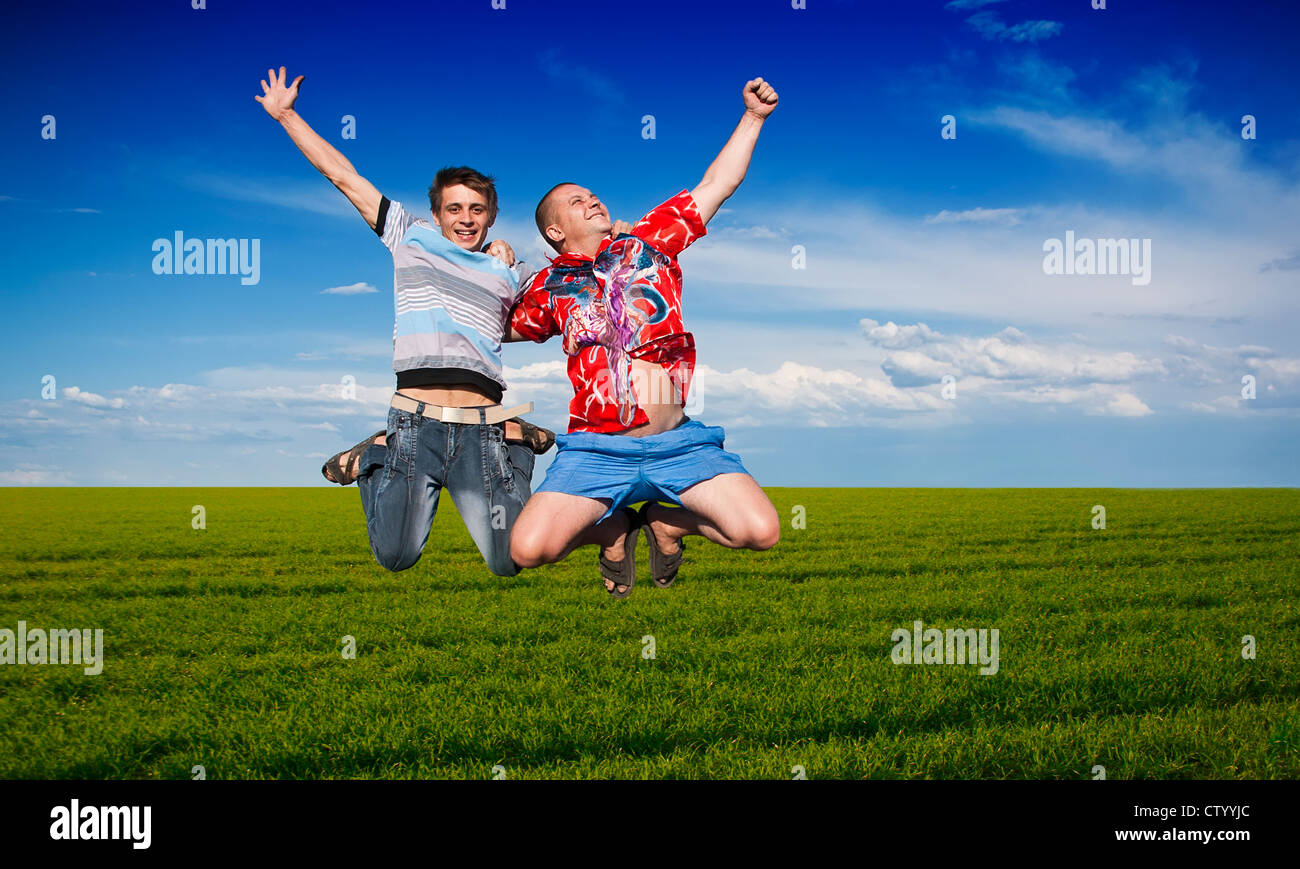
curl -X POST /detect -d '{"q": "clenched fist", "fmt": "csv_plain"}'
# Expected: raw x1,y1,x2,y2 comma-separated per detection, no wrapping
743,77,778,120
483,239,516,267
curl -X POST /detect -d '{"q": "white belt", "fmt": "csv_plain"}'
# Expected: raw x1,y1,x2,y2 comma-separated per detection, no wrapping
390,394,533,425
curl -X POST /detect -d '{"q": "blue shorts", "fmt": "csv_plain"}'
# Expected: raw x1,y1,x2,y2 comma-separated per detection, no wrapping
536,419,750,522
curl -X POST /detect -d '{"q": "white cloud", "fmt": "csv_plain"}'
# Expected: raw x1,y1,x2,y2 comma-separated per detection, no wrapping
503,360,567,380
1001,383,1153,416
861,319,1167,387
1260,251,1300,273
1101,391,1154,417
1162,336,1300,385
860,319,944,349
965,11,1063,43
965,70,1299,218
0,465,72,485
321,282,379,295
693,361,948,428
709,223,791,241
925,207,1022,225
5,313,1295,485
538,48,623,107
61,386,126,409
679,190,1298,335
187,173,356,218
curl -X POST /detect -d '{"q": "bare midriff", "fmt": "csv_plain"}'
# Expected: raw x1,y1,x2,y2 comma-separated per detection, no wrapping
618,357,687,438
398,362,688,433
396,384,499,408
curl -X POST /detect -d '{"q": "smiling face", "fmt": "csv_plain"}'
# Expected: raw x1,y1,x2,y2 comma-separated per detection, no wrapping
540,184,612,255
433,183,494,251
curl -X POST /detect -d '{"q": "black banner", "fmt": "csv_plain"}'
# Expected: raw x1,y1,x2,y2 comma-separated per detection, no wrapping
0,780,1283,856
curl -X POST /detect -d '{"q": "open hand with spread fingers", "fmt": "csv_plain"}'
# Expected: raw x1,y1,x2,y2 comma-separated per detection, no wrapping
256,66,304,122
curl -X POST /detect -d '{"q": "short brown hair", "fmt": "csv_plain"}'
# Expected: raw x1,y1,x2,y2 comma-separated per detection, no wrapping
535,182,577,252
429,166,498,223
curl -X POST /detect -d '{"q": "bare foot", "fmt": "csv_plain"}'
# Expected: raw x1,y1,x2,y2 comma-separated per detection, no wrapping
503,419,554,453
644,502,683,555
324,434,385,484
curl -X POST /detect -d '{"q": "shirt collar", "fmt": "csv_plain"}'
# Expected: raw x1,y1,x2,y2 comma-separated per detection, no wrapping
547,237,615,267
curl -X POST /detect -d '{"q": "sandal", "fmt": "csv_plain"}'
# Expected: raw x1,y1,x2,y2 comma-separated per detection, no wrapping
599,507,641,599
639,502,684,588
505,417,556,454
321,430,385,485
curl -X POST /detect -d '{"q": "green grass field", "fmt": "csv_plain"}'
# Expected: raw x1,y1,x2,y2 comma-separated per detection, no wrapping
1,487,1297,779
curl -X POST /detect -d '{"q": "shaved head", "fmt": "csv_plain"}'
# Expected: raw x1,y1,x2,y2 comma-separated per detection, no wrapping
535,182,577,251
534,182,612,256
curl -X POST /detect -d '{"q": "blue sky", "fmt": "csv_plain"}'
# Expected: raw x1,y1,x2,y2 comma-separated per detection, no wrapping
1,0,1298,486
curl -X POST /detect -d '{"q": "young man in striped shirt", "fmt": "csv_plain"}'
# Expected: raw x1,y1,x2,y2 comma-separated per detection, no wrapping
257,67,551,577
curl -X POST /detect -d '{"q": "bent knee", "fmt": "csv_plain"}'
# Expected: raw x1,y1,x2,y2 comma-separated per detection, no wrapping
739,512,780,551
510,530,560,569
487,556,522,578
373,548,421,573
509,543,541,570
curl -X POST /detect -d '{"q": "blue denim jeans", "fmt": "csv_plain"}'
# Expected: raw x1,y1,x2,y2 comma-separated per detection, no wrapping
356,402,535,576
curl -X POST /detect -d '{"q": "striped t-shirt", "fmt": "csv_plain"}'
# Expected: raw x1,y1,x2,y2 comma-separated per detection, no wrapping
376,196,534,402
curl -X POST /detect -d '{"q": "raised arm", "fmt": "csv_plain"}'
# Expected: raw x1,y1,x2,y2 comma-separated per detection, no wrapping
256,67,383,231
690,78,779,226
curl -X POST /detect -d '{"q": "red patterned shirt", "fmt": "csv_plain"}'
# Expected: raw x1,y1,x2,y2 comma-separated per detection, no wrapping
510,190,706,433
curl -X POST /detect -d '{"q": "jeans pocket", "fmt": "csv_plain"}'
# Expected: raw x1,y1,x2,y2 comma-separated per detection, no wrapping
388,408,417,475
486,425,516,494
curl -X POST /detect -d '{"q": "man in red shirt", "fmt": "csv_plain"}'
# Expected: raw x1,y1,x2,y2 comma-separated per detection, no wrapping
509,78,782,596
